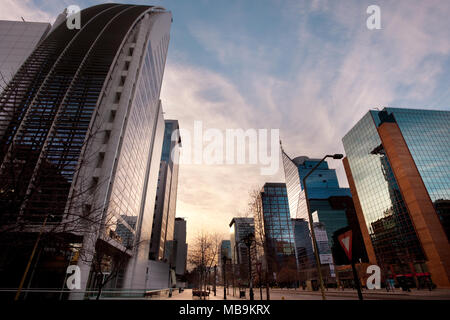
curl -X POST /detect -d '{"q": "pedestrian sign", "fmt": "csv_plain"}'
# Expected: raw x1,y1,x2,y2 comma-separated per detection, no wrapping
338,230,352,261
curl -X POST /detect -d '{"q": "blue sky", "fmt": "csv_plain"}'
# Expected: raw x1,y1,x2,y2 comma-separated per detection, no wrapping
2,0,449,242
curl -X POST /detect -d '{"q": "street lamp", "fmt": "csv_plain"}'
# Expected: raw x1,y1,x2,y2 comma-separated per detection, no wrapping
233,234,256,300
213,264,217,296
302,154,343,301
242,233,255,301
222,255,227,300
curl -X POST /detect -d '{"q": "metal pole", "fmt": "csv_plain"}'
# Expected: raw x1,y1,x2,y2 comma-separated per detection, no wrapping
223,256,227,300
15,214,49,301
247,241,254,300
351,261,363,300
214,265,217,296
303,156,330,300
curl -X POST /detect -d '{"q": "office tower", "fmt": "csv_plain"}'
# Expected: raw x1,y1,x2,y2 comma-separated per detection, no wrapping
256,183,298,284
0,4,172,299
0,20,51,88
150,120,181,261
291,218,314,270
281,150,368,284
229,217,255,279
342,107,450,288
174,217,187,277
219,240,232,277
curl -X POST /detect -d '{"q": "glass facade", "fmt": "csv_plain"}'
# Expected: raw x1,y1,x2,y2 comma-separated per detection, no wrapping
342,108,445,278
229,217,255,279
260,183,297,274
291,218,314,269
311,201,348,250
0,4,172,296
384,108,450,205
108,31,170,247
281,150,357,283
149,120,180,260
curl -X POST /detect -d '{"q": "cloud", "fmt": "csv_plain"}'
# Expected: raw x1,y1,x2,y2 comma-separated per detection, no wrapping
160,62,284,240
0,0,58,22
161,0,450,243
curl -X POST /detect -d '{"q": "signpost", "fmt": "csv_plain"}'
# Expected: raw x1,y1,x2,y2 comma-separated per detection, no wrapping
338,230,363,300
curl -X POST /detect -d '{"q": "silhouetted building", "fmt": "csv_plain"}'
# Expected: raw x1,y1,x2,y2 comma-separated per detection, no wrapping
229,217,255,281
174,217,187,276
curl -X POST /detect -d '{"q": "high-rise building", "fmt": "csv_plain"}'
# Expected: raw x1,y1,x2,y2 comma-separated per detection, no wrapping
291,218,313,270
229,217,255,280
281,150,368,285
173,217,187,277
342,107,450,288
256,183,297,281
150,120,181,261
0,20,51,89
219,240,232,278
0,4,172,299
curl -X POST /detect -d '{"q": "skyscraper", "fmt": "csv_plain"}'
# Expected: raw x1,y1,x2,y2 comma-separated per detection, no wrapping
281,151,368,285
219,240,232,278
150,120,181,261
174,217,188,277
0,4,172,299
0,20,51,89
256,183,297,282
342,107,450,288
229,217,255,280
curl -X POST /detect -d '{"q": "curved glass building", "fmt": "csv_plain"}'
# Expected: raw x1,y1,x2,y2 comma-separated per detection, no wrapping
0,4,172,299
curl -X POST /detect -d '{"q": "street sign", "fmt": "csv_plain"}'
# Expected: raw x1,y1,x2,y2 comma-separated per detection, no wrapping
338,230,353,261
319,254,333,264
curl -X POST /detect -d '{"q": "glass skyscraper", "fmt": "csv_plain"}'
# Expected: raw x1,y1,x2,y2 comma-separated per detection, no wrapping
281,149,368,285
342,107,450,288
256,183,297,282
150,120,181,261
0,4,172,299
229,217,255,280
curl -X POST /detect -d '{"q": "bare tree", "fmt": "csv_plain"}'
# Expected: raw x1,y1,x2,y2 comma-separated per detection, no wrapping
248,187,272,300
188,231,222,300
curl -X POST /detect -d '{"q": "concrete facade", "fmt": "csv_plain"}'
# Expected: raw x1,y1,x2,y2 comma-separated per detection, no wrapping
0,20,50,87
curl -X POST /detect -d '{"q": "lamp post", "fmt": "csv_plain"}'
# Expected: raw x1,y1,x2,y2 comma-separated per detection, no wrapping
222,255,227,300
243,233,255,301
15,213,53,301
214,264,217,296
302,154,343,301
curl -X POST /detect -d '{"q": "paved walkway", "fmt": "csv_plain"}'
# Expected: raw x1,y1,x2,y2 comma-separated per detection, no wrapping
164,288,241,300
159,287,450,300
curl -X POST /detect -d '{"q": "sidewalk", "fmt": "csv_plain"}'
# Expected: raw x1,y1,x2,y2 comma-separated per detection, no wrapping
163,288,242,300
272,287,450,297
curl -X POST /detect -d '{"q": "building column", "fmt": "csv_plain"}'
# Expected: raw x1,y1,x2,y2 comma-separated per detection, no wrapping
378,122,450,288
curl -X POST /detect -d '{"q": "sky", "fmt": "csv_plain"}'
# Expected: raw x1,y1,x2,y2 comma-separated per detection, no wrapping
1,0,449,244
